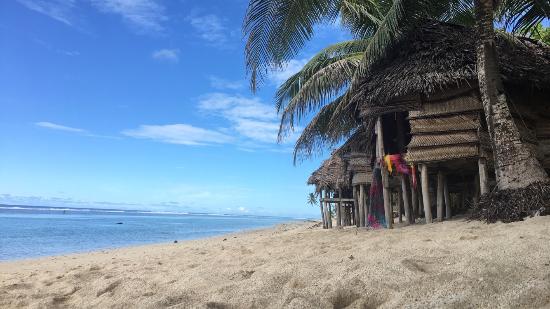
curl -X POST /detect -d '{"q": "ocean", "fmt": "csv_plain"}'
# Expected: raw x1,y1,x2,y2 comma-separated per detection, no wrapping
0,205,296,261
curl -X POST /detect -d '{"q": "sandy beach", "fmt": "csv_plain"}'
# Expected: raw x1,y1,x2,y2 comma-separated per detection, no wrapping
1,216,550,308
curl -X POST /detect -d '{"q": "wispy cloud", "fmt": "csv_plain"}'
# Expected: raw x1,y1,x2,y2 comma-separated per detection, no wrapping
36,121,86,133
121,124,234,146
34,39,80,57
269,58,309,86
17,0,76,25
152,48,180,62
187,14,235,48
35,121,118,139
209,76,245,90
18,0,167,34
90,0,167,34
121,93,297,150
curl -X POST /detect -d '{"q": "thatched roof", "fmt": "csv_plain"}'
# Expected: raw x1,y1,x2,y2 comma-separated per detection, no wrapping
352,21,550,116
308,127,374,190
307,152,349,190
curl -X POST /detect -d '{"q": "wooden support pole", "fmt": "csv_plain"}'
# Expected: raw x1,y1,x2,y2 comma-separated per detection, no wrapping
478,157,489,195
376,117,392,229
397,190,403,223
444,177,451,220
336,188,342,228
420,164,433,223
325,190,332,229
364,185,369,226
410,176,418,220
437,171,444,222
359,184,365,227
320,190,326,229
401,175,412,224
353,186,359,227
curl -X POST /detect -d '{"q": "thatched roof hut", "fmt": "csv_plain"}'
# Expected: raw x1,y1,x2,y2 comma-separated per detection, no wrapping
352,21,550,116
352,21,550,171
307,152,349,191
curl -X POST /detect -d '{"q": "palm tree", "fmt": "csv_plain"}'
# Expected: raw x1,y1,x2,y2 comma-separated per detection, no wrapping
308,192,325,225
243,0,549,191
474,0,548,189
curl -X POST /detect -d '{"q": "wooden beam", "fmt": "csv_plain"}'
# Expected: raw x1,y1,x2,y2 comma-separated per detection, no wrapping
398,190,403,223
325,190,332,229
353,186,359,227
420,164,433,223
358,185,365,227
444,177,451,220
376,117,392,229
478,157,489,195
364,185,369,226
437,171,444,222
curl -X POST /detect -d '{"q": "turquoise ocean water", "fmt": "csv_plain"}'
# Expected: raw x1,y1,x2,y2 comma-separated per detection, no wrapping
0,205,295,261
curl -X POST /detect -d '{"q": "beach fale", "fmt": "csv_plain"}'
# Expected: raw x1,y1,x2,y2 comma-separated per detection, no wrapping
310,21,550,229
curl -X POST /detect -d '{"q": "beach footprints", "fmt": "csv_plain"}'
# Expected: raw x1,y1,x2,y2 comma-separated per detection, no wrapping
96,279,122,297
401,258,429,273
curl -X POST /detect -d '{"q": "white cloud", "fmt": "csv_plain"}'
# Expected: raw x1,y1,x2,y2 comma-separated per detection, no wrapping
17,0,76,25
35,121,86,133
269,58,309,86
187,14,230,46
18,0,167,34
152,49,179,62
90,0,167,34
121,124,234,146
209,76,244,90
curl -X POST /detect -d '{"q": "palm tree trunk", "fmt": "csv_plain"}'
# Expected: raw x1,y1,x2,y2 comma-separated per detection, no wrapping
474,0,548,190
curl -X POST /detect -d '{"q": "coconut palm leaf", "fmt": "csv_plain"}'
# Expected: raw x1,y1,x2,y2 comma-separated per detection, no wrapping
498,0,550,33
243,0,341,91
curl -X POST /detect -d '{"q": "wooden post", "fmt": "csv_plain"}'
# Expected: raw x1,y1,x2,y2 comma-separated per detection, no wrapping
325,190,332,229
410,176,418,220
353,186,361,227
478,157,489,195
420,164,433,223
364,185,369,226
336,188,342,227
444,177,451,220
401,175,412,224
437,171,444,222
320,190,326,229
359,184,365,227
397,190,403,223
376,117,392,229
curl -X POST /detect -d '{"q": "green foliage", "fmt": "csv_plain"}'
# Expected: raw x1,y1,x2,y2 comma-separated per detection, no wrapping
243,0,550,162
307,192,318,206
528,23,550,44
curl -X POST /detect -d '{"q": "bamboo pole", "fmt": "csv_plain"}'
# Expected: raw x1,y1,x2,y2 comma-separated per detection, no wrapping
376,117,392,229
478,157,489,195
444,177,451,220
437,171,444,222
420,164,433,223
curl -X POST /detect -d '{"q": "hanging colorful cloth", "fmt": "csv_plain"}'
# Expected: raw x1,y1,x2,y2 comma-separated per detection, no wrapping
368,166,387,229
410,164,418,189
383,154,410,175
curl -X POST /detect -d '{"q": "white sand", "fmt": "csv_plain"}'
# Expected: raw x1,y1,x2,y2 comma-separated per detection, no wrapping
1,216,550,308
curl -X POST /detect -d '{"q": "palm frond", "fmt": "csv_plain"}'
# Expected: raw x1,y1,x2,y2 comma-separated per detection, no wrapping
497,0,550,34
243,0,341,91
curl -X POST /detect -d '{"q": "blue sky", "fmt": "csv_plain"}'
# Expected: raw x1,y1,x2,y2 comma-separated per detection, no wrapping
0,0,350,218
